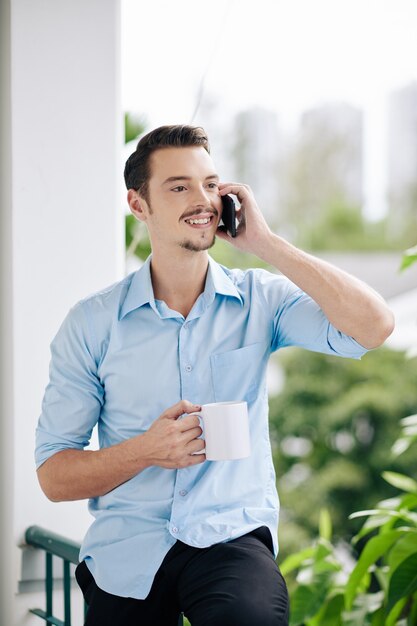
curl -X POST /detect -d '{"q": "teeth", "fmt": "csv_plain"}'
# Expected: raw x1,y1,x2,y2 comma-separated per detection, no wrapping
186,217,211,225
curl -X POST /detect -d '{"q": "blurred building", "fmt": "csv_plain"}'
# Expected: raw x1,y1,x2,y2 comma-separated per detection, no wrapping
194,95,237,183
387,82,417,237
280,102,364,241
303,102,363,206
231,107,283,224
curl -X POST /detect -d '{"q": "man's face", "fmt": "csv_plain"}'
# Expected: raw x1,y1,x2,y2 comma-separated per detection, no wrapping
137,146,223,253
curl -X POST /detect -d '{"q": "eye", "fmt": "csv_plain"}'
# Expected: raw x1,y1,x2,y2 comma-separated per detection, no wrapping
207,182,219,190
172,185,187,192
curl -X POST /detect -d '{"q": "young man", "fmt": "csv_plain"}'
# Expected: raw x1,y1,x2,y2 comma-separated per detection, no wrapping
36,125,394,626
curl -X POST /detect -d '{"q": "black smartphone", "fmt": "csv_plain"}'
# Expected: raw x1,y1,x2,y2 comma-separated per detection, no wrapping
221,194,237,237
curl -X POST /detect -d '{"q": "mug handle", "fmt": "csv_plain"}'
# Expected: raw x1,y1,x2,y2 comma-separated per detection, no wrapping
190,412,206,455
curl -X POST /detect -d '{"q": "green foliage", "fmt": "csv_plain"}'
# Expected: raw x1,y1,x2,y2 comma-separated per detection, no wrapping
401,245,417,271
295,202,402,252
270,348,417,552
124,112,147,144
279,415,417,625
125,215,151,261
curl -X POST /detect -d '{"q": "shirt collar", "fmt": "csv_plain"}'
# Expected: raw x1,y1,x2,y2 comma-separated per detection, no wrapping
120,255,156,319
120,254,243,320
205,256,243,307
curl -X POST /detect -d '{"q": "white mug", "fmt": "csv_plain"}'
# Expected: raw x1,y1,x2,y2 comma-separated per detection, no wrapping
192,401,251,461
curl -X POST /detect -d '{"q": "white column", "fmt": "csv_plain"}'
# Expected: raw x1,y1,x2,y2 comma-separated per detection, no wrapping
1,1,123,622
1,1,16,623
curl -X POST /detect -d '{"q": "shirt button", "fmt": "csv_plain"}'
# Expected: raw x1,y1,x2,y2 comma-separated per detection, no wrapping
172,526,179,534
185,365,192,372
179,490,188,497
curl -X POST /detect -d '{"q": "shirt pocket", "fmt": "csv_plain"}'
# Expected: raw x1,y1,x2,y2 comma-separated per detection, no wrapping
210,342,266,404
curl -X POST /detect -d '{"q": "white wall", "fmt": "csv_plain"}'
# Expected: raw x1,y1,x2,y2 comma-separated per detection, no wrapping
1,0,123,622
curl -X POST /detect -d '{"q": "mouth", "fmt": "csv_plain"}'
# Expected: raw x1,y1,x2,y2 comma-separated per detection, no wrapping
183,214,216,229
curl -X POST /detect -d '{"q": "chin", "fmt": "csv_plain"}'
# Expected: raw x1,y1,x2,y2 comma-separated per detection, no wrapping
179,235,216,252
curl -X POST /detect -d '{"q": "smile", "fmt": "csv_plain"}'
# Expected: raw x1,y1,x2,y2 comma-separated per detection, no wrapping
184,215,214,227
185,217,212,225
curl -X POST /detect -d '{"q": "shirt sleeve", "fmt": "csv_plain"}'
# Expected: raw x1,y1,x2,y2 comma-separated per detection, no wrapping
254,269,369,359
35,301,104,469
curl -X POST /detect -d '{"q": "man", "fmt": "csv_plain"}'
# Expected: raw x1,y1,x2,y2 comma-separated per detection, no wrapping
36,125,394,626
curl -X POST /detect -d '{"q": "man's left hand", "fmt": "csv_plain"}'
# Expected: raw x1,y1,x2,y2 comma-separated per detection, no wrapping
216,183,272,256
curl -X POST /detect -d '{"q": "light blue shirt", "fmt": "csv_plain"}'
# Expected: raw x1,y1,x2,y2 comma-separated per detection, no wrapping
35,254,367,599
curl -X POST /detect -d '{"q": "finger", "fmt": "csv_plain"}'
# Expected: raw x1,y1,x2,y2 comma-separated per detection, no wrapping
179,415,202,432
187,438,206,454
218,183,251,201
187,451,206,465
182,426,203,442
162,400,201,421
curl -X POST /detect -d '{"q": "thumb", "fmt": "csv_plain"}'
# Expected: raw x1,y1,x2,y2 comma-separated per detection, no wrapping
161,400,201,421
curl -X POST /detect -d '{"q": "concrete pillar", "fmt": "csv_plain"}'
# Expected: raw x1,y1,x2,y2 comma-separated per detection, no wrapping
1,1,123,622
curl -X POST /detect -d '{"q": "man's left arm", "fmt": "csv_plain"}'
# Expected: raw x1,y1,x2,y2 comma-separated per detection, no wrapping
217,183,394,350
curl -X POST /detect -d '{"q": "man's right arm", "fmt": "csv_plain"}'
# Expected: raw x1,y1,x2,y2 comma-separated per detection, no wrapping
37,400,205,502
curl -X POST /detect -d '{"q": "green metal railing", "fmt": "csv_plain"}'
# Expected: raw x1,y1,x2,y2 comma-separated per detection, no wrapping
25,525,185,626
25,525,85,626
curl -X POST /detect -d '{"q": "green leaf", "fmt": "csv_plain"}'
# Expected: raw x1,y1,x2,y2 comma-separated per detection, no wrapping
382,471,417,494
391,437,415,457
352,514,395,544
400,245,417,271
388,533,417,573
387,552,417,612
349,509,391,520
345,531,404,610
279,545,315,575
289,585,318,625
319,508,332,541
408,590,417,625
400,246,417,271
308,592,344,626
314,538,333,561
370,606,386,626
385,597,408,626
343,592,384,625
400,493,417,510
400,414,417,427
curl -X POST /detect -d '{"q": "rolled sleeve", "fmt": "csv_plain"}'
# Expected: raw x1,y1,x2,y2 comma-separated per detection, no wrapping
35,302,104,468
254,270,369,360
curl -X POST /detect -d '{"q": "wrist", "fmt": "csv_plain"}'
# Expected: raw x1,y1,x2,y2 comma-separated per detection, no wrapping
123,432,151,473
252,231,288,266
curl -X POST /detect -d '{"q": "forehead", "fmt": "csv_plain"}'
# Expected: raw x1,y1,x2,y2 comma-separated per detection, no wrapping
149,146,216,184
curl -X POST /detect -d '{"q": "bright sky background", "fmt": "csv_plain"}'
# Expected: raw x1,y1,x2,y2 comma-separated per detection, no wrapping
122,0,417,218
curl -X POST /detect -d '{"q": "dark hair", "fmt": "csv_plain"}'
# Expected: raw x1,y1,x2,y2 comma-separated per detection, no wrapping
124,125,210,200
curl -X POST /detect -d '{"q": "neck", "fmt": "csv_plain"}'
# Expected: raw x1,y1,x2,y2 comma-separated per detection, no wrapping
149,248,210,317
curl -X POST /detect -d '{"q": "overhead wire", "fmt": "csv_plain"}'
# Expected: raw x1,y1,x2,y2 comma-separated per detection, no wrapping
189,0,236,123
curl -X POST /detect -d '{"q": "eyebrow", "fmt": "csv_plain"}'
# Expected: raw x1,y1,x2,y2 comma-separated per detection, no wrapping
162,174,219,185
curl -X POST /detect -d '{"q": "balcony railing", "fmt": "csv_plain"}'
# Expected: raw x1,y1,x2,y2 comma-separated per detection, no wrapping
25,525,185,626
25,525,86,626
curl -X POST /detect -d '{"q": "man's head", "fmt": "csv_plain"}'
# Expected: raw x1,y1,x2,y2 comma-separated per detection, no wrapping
124,125,210,207
125,125,222,254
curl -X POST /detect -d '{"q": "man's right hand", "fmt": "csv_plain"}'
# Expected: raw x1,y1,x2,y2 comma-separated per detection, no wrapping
143,400,206,468
37,400,206,502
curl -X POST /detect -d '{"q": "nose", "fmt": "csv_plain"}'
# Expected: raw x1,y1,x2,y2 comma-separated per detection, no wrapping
190,186,211,207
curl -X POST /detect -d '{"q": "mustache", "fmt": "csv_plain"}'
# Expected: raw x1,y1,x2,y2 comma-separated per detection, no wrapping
182,208,218,220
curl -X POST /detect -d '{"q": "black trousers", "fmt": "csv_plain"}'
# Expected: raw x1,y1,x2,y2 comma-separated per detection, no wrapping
75,526,289,626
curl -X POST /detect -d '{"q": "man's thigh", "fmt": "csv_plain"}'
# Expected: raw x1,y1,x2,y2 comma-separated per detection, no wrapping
177,528,289,626
75,560,181,626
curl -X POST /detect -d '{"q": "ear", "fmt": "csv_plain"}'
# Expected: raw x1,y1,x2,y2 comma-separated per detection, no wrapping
127,189,148,222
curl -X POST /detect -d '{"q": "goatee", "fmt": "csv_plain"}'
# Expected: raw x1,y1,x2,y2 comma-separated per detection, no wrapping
179,234,217,252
